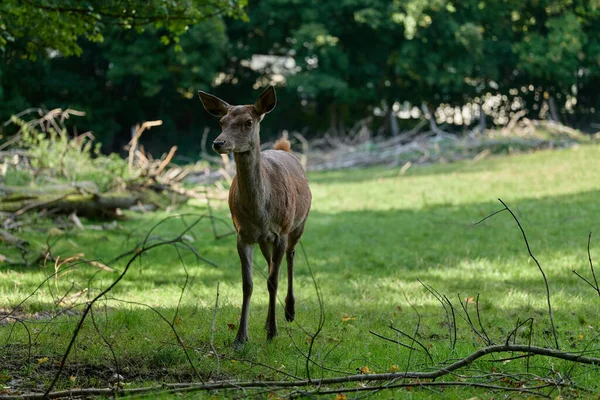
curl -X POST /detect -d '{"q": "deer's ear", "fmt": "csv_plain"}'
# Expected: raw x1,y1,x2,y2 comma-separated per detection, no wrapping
198,90,230,117
254,86,277,115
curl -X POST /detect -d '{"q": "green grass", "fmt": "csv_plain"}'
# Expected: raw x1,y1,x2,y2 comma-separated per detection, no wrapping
2,144,600,398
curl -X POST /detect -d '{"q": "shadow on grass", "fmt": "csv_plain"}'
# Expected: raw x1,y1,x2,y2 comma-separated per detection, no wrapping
1,188,598,319
303,187,599,269
307,160,481,185
307,145,600,185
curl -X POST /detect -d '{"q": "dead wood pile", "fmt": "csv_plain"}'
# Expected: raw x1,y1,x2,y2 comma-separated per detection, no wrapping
0,109,213,218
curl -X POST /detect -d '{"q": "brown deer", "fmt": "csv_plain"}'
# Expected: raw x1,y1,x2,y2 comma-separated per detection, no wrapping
198,86,312,347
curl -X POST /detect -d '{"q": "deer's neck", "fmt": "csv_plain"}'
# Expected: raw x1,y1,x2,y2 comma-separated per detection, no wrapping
233,144,269,211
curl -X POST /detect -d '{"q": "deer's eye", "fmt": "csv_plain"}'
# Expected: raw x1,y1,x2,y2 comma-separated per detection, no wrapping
245,120,253,128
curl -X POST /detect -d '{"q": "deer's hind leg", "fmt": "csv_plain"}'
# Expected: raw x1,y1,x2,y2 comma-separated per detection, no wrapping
285,223,306,322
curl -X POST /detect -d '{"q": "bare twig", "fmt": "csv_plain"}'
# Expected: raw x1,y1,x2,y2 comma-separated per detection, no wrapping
388,325,433,362
393,285,434,392
2,108,44,127
473,207,507,225
210,282,221,375
497,199,559,349
417,279,456,350
13,319,32,364
506,317,534,346
89,306,121,386
44,215,209,395
589,232,598,291
457,294,491,346
572,232,599,296
154,145,178,177
127,120,163,172
443,294,458,350
368,330,418,351
286,336,353,376
233,358,302,380
474,294,492,345
299,241,325,382
420,103,450,137
205,195,236,240
104,297,204,384
0,261,96,325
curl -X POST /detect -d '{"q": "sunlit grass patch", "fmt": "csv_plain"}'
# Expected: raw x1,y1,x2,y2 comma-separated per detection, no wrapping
1,144,600,397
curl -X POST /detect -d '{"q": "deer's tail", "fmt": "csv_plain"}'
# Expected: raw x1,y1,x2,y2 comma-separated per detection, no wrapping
273,138,292,152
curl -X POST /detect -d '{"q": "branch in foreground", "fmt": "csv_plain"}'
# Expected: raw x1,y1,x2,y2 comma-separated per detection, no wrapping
0,382,553,400
497,198,559,349
296,381,554,398
417,279,456,350
299,241,326,382
43,215,209,395
388,324,433,362
477,199,559,349
5,344,598,399
209,282,220,376
572,232,599,297
369,330,418,351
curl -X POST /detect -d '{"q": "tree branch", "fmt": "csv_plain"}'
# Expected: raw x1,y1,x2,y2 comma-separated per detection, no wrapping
7,344,598,399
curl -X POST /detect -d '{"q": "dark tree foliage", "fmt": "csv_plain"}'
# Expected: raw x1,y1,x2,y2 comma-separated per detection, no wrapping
1,0,599,156
0,1,240,153
0,0,246,58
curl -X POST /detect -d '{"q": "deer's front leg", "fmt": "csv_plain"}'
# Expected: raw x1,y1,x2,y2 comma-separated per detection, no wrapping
260,236,287,340
235,239,254,348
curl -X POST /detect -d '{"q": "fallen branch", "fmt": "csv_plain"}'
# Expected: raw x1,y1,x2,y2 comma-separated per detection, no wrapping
296,381,553,398
0,188,189,218
421,103,451,137
127,120,163,172
3,344,597,399
0,228,28,248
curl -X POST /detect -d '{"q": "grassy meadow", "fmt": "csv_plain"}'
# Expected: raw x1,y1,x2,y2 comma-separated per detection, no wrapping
1,143,600,398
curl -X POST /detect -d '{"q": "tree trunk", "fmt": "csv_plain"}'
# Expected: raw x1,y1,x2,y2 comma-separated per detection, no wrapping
479,103,486,133
329,104,338,136
548,96,561,124
389,109,399,137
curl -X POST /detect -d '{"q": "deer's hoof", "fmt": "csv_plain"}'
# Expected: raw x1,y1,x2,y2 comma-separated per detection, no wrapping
285,297,295,322
285,308,295,322
266,330,278,341
233,338,246,350
234,332,248,350
266,325,278,341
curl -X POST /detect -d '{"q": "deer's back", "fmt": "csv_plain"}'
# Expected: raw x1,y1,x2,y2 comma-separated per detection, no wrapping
229,150,311,243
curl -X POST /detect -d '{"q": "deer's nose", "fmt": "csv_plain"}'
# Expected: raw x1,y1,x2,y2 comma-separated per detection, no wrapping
213,140,226,150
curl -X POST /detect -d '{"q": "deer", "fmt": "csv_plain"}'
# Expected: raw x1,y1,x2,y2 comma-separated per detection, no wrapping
198,86,312,347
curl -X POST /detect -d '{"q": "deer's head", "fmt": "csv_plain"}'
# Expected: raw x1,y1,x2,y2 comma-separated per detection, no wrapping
198,86,277,154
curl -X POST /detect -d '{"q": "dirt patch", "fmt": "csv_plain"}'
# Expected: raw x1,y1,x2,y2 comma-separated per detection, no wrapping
0,347,212,395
